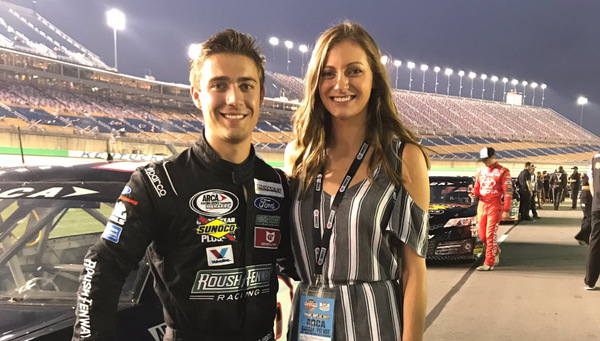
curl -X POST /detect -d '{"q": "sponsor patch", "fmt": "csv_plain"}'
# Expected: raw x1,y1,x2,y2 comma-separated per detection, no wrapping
119,195,138,206
254,179,284,198
196,216,237,241
319,302,331,312
254,227,281,249
190,264,272,301
255,214,281,227
190,190,239,217
109,202,127,225
102,222,122,243
145,167,167,197
254,197,280,212
207,245,234,266
121,186,132,195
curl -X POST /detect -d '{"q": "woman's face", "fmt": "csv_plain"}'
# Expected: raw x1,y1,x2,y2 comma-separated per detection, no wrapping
318,40,373,122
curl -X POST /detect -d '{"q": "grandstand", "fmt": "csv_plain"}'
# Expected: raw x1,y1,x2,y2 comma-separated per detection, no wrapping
0,1,599,169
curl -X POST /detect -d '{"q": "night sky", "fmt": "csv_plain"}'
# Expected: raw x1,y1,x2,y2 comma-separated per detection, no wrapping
11,0,600,138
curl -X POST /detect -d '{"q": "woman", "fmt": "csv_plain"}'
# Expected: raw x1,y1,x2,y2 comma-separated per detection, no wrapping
285,22,430,341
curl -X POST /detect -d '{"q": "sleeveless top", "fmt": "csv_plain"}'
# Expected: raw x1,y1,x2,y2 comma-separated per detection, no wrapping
287,141,429,341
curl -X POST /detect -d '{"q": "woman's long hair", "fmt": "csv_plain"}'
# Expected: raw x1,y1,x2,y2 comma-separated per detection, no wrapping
290,21,430,195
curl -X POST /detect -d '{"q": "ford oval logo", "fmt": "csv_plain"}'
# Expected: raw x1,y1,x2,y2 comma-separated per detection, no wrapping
254,197,280,212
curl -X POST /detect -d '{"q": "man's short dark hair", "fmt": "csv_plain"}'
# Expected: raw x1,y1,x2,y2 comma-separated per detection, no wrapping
189,29,265,91
525,162,532,167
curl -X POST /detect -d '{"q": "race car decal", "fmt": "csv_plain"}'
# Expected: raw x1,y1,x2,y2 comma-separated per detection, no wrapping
196,216,238,242
0,186,99,198
190,264,272,301
206,245,234,266
254,227,281,249
189,190,239,216
254,179,284,198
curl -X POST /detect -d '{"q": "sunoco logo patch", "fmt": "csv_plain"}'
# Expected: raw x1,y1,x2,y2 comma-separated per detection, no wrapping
196,216,238,241
189,190,239,217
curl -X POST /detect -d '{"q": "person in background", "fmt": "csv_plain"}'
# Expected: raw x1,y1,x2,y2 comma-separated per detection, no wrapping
542,170,550,203
518,162,533,221
529,165,540,219
536,170,544,208
470,147,513,271
550,166,568,210
575,171,592,246
584,152,600,290
569,166,581,210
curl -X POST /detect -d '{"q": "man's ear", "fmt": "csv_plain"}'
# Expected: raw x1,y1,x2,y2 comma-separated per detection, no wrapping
191,86,201,109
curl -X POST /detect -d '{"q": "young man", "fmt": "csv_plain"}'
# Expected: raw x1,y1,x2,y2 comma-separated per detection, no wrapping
72,29,295,341
470,147,513,271
585,153,600,290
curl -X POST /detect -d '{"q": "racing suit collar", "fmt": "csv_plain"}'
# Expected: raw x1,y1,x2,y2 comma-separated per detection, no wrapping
487,162,500,170
193,131,256,185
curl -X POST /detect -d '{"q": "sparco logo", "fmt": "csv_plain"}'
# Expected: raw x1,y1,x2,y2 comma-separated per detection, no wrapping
254,197,280,211
145,167,167,197
189,190,239,217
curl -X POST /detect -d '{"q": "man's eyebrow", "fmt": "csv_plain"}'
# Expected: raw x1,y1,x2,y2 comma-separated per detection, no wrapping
238,76,258,83
207,76,230,83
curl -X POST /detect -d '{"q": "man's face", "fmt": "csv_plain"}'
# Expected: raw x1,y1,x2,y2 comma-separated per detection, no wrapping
191,53,264,147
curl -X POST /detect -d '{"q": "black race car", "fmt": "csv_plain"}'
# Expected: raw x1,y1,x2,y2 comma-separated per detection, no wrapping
0,162,294,340
427,176,482,261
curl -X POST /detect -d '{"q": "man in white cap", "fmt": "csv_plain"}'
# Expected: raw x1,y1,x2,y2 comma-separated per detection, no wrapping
470,147,513,271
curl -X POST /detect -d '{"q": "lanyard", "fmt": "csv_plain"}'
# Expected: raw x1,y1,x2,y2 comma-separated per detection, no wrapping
312,141,369,277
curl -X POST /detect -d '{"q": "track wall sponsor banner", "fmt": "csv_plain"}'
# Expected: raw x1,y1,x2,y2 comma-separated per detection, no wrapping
69,150,169,161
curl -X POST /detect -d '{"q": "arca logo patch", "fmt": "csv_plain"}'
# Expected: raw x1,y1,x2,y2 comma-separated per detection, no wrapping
189,190,239,217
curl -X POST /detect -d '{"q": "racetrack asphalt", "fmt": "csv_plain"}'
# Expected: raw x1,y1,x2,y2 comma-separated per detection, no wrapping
424,201,600,341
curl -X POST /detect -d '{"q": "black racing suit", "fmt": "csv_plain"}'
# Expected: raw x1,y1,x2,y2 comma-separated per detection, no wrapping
72,133,295,341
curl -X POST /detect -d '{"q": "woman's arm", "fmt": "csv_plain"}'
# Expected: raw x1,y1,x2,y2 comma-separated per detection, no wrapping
399,143,429,341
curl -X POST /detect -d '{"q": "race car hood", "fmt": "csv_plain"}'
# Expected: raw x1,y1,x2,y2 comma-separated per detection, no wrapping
428,203,477,229
0,305,74,339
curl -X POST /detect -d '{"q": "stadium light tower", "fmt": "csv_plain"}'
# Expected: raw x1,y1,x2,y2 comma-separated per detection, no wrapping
511,79,518,92
434,66,440,94
578,96,588,126
285,40,293,74
106,9,125,69
530,82,538,106
380,55,389,65
480,74,487,99
394,60,402,89
458,71,465,97
491,76,498,101
521,81,528,103
541,84,547,107
502,77,508,101
445,68,453,96
299,44,308,78
468,72,476,98
269,37,279,60
188,43,201,60
421,64,428,92
407,62,415,91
